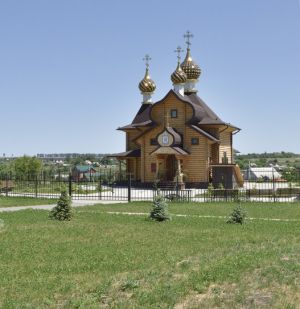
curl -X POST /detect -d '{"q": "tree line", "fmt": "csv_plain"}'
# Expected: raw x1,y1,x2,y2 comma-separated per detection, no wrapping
0,154,118,179
236,151,299,160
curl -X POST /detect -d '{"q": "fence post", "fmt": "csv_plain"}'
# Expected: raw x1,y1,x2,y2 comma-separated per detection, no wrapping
272,172,276,203
68,174,72,197
128,173,131,202
99,176,102,200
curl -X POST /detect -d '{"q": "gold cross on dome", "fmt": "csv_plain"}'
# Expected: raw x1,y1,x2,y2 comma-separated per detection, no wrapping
184,30,194,48
143,54,151,68
174,46,183,62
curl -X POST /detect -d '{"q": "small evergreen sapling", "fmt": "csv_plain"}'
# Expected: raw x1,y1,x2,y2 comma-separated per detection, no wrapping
150,192,170,222
49,189,73,221
227,204,247,225
207,183,214,196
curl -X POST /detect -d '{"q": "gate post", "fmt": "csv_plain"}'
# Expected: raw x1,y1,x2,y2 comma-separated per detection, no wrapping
5,173,8,197
128,173,131,202
68,173,72,197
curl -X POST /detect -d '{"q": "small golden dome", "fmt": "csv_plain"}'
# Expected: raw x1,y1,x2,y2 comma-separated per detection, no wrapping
171,62,187,84
138,68,156,93
180,48,201,80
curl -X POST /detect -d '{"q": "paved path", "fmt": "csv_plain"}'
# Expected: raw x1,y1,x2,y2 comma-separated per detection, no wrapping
0,200,127,213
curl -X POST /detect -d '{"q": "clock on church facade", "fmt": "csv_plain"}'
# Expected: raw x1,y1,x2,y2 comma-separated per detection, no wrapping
111,32,244,189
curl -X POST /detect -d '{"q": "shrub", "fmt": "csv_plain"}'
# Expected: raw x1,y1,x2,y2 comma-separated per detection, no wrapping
150,192,170,222
227,204,247,225
49,189,73,221
153,179,159,191
218,183,224,189
207,183,214,197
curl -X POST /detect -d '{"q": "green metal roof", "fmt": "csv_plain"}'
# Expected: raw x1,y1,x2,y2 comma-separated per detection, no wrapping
75,165,96,172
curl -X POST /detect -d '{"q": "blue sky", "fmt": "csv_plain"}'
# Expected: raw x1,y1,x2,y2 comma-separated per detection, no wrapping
0,0,299,156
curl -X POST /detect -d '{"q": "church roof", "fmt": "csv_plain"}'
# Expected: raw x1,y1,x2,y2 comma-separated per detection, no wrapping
118,104,153,130
189,125,220,142
165,127,182,146
150,146,189,156
185,93,224,125
108,149,141,158
185,93,240,130
118,90,239,132
132,104,152,125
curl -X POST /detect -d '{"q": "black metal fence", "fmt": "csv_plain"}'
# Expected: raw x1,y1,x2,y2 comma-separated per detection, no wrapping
0,168,300,203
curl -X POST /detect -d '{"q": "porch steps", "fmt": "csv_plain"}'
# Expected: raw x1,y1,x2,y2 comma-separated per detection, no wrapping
233,164,244,187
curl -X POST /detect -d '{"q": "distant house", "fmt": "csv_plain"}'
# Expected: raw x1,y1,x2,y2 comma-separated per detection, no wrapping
244,167,282,181
72,165,97,181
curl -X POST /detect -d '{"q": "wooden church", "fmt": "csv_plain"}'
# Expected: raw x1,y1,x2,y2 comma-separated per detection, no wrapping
113,32,243,189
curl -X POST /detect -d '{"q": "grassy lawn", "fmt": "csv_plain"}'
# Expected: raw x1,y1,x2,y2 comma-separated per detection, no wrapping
0,196,56,207
0,202,300,308
81,201,300,220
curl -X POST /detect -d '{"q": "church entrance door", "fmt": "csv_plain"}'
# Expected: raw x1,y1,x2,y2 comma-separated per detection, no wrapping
165,155,177,181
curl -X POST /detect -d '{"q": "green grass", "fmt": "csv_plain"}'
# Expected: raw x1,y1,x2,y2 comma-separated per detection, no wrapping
0,196,56,207
81,201,300,220
0,202,300,308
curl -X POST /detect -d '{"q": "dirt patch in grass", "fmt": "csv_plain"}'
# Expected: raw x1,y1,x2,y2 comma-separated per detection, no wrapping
175,283,274,309
175,284,237,309
244,290,273,307
175,266,300,309
88,272,141,308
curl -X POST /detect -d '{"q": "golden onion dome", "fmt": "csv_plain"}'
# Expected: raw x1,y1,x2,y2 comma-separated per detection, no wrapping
138,68,156,93
171,62,187,84
180,48,201,80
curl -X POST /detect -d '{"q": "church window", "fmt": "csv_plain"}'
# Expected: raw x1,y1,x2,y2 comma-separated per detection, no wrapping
171,109,177,118
162,134,169,145
150,138,158,145
191,137,199,145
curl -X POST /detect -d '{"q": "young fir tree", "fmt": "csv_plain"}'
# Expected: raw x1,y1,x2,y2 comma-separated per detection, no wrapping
49,189,73,221
227,204,247,225
150,192,170,222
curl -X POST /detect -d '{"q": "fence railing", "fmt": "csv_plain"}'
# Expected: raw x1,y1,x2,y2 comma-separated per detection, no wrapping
0,169,300,203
